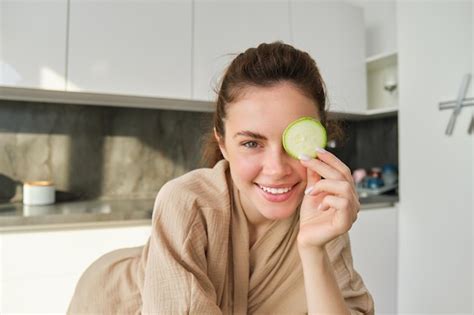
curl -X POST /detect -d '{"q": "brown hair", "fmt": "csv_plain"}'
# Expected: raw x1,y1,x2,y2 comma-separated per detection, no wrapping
200,41,344,167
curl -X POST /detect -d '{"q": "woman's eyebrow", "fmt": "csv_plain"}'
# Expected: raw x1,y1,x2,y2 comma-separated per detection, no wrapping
233,130,267,140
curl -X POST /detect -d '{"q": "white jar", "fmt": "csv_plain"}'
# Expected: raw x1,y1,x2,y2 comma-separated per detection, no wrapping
23,181,55,206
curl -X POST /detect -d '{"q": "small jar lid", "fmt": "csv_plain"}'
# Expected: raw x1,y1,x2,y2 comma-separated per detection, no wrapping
24,181,54,187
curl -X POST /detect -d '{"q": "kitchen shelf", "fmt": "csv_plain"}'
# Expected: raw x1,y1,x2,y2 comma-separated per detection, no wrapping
366,51,398,111
366,51,397,70
328,106,398,121
0,86,215,113
0,85,398,121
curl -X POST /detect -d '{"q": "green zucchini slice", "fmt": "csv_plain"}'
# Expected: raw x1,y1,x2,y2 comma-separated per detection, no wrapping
282,116,327,159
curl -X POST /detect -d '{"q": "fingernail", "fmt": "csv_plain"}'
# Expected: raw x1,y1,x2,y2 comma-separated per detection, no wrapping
298,154,312,161
316,147,327,153
304,186,314,195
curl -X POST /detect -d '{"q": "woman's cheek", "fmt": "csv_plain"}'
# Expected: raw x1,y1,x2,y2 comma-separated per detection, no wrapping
294,162,308,181
233,154,262,182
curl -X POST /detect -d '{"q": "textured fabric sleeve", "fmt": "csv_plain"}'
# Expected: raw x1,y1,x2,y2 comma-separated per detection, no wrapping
141,180,222,314
326,233,375,315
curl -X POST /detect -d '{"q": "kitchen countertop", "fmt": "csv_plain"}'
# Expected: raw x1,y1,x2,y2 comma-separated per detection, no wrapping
0,199,155,232
0,194,399,232
358,194,399,210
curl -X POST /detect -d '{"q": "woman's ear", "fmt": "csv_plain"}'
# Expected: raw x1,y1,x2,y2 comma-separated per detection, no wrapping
214,127,229,160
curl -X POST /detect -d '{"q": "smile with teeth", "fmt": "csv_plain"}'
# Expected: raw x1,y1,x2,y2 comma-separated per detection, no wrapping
258,184,293,195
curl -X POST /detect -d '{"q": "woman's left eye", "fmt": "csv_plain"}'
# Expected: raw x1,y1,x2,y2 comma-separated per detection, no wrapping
242,141,259,149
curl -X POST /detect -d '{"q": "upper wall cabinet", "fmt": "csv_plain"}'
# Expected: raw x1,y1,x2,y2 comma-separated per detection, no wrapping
363,1,397,58
193,0,291,102
0,0,67,90
291,1,367,114
0,0,368,116
67,0,192,99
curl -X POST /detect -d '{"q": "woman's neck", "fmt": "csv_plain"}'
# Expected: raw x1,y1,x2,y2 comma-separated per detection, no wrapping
236,189,274,247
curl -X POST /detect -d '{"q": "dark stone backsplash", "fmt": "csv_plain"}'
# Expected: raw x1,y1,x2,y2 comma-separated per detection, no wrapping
0,100,212,202
0,99,397,202
330,116,399,172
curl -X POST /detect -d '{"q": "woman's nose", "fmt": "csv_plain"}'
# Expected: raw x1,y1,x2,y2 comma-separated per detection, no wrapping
262,148,292,177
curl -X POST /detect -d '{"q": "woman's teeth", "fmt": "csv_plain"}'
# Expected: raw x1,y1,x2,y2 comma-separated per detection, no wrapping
258,184,293,195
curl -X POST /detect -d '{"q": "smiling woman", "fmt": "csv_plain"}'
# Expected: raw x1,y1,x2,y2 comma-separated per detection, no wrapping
212,81,320,228
67,42,374,315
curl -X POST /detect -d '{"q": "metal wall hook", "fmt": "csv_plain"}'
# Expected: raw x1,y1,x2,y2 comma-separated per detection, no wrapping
439,97,474,110
468,114,474,135
441,73,472,135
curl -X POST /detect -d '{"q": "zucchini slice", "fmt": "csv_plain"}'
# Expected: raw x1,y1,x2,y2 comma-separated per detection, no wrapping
282,116,327,159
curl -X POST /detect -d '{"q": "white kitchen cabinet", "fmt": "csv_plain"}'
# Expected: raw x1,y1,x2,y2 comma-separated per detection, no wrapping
0,0,67,90
67,0,192,99
362,0,397,58
361,1,399,113
291,1,367,114
0,224,151,314
349,205,398,314
193,0,291,101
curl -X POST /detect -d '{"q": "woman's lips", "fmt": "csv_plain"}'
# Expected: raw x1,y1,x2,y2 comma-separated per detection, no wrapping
255,183,298,203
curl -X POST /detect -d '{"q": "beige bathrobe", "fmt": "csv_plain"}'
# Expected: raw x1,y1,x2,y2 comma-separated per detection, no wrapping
67,159,375,314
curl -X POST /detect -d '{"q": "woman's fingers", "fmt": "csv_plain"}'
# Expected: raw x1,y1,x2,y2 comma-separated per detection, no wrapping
318,195,359,223
299,149,353,183
314,148,353,182
299,150,360,220
305,179,360,217
305,162,322,190
305,179,357,199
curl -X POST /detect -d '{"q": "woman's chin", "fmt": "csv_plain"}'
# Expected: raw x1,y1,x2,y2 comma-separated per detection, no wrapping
258,203,299,221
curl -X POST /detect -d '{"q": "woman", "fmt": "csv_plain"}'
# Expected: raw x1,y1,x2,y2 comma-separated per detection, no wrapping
68,41,375,314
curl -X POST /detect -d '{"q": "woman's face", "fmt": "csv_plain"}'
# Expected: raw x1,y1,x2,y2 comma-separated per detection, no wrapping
216,81,321,226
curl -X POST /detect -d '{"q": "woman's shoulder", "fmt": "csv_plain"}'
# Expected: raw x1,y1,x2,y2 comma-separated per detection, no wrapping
152,159,232,222
160,159,230,202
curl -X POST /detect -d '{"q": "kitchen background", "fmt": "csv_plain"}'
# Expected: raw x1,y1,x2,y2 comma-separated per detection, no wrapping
0,100,210,201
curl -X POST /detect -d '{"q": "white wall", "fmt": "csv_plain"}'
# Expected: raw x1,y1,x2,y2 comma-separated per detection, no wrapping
397,1,472,313
345,0,397,57
472,3,474,311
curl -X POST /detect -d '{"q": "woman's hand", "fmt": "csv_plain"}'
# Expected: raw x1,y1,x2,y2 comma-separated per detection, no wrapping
297,148,360,250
